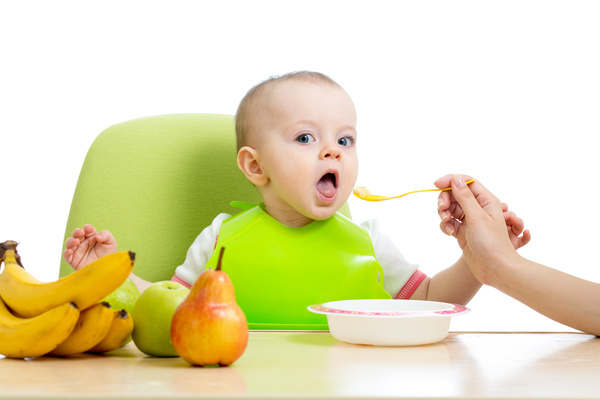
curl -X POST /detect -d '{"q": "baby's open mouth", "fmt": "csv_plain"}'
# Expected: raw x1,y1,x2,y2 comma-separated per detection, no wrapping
316,172,337,199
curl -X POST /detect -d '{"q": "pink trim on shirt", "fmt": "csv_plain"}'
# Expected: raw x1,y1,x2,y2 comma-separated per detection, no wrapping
171,275,191,289
395,270,427,299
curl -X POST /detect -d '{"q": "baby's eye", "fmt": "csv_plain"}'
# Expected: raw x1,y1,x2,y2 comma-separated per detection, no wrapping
338,136,355,147
296,134,315,144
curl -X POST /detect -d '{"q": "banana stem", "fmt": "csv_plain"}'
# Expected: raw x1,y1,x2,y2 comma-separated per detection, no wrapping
0,240,23,268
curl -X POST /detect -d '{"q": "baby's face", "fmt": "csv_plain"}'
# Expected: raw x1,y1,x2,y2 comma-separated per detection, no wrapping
250,80,359,226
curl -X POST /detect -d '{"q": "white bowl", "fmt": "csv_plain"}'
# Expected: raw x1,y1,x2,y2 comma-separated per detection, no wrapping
308,299,470,346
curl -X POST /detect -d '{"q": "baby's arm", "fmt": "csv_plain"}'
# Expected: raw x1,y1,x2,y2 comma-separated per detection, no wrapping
366,220,480,305
63,224,152,292
409,256,481,305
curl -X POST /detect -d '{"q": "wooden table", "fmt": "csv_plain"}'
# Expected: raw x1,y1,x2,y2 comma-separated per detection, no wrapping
1,332,599,399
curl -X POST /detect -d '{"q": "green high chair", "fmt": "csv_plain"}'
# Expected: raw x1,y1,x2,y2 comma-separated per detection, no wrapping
58,114,263,281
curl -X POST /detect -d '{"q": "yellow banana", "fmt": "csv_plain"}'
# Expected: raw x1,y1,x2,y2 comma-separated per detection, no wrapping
0,296,80,359
48,302,115,356
0,243,135,318
87,309,134,353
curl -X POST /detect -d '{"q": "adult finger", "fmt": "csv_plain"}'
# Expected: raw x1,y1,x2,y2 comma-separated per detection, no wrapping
439,219,459,237
450,175,484,220
453,176,503,220
437,190,453,212
434,174,474,190
438,198,463,223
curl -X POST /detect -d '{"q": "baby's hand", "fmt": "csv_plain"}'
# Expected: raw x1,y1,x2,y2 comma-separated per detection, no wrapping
501,203,531,250
63,224,118,271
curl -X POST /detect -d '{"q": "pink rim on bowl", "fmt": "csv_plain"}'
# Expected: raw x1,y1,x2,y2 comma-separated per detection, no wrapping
308,302,468,317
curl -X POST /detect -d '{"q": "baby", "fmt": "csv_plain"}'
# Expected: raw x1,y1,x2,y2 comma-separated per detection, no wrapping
64,71,530,329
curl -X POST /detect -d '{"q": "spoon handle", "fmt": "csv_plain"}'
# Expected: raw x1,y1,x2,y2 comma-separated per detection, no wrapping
355,179,475,202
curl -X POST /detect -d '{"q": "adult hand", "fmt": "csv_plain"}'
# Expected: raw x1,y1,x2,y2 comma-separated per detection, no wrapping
435,175,530,284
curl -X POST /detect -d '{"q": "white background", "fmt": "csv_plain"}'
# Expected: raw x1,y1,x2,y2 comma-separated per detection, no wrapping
2,1,599,332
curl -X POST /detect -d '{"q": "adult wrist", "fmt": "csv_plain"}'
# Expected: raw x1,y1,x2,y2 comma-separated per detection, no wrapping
485,250,525,292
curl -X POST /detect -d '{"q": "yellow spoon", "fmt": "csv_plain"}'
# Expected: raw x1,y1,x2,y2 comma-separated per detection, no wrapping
353,179,475,202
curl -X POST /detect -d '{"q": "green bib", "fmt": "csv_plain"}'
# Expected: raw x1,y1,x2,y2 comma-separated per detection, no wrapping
205,204,391,330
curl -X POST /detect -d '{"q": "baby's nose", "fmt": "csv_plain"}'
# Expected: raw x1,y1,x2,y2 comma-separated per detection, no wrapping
320,144,341,160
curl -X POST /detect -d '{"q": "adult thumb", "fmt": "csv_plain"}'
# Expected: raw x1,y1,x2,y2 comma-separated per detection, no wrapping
451,175,482,220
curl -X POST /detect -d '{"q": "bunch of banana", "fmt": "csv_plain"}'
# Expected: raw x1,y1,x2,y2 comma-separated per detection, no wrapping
49,302,128,356
0,240,136,358
0,242,135,317
0,295,79,358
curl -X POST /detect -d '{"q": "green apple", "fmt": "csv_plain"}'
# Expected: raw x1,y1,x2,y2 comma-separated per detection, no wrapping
102,278,141,315
102,278,141,346
132,281,190,357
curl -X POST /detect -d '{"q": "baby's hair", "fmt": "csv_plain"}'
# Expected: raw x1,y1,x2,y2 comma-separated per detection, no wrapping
235,71,340,151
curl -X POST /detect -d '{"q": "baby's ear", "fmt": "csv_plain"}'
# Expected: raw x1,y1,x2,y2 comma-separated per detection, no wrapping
237,146,268,186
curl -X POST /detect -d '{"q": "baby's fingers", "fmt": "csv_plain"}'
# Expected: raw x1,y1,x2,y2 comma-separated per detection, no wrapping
62,249,73,264
504,211,525,236
64,236,81,250
515,229,532,249
504,211,531,250
83,224,99,238
95,230,116,246
71,227,86,240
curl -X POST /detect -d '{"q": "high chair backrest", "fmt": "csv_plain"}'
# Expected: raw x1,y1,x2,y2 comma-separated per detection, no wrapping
58,114,262,282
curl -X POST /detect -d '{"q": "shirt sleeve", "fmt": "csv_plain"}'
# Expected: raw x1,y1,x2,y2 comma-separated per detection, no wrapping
171,213,230,288
360,219,425,299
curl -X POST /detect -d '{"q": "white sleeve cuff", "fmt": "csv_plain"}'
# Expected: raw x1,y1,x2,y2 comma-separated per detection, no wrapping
172,213,230,286
360,219,420,298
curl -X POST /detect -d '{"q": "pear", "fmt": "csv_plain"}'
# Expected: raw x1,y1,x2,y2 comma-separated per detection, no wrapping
170,247,249,366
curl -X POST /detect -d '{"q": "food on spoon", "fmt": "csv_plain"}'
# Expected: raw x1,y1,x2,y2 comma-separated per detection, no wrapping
352,186,372,198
